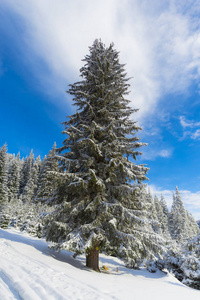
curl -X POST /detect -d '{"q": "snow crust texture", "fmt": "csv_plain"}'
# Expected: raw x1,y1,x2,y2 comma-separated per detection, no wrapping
0,228,199,300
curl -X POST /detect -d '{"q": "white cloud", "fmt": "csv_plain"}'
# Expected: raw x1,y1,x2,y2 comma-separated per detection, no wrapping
149,184,200,220
179,190,200,220
1,0,200,119
180,116,193,128
142,148,173,160
192,129,200,140
180,116,200,128
159,149,172,158
179,116,200,140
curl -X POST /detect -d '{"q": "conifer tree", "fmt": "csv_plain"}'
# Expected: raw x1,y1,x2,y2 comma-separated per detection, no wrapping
186,210,200,237
168,191,176,236
0,144,10,228
36,143,59,203
22,156,41,203
168,188,186,240
7,153,21,202
146,189,158,221
32,156,41,197
168,187,197,241
159,194,170,236
154,195,163,226
160,194,168,217
145,189,160,233
0,144,8,210
19,150,34,195
46,40,166,271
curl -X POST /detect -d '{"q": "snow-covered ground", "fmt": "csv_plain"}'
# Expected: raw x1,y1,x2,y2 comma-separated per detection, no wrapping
0,228,199,300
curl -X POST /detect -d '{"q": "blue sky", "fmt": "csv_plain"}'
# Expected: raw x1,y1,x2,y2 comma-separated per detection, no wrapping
1,0,200,219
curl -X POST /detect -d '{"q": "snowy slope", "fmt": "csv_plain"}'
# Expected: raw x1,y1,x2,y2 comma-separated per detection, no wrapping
0,228,199,300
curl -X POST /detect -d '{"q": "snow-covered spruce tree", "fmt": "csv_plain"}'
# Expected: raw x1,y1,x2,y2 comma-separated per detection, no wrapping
168,187,199,242
154,195,164,226
146,189,157,221
36,143,59,204
159,194,170,237
21,156,41,203
0,144,9,228
46,40,168,271
160,194,168,217
145,189,160,233
0,144,8,210
160,194,169,234
168,191,176,236
7,153,21,202
19,150,34,196
158,233,200,290
186,211,200,238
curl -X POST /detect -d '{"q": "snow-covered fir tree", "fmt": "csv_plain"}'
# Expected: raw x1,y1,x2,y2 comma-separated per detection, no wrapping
36,142,59,204
146,189,157,221
45,40,167,271
168,189,185,240
21,155,41,203
0,144,8,210
168,191,176,236
168,187,199,242
154,195,164,226
145,189,160,233
19,150,35,196
186,210,199,238
159,194,169,236
7,153,21,202
160,194,168,217
0,144,10,228
158,232,200,290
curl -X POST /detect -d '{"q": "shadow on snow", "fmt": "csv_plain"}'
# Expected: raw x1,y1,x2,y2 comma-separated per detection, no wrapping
0,228,185,288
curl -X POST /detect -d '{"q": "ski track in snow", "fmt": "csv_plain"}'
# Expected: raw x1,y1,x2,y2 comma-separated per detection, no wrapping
0,228,200,300
0,230,115,300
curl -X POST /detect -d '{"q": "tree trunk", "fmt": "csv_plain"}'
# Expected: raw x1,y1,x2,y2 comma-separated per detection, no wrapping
86,245,100,272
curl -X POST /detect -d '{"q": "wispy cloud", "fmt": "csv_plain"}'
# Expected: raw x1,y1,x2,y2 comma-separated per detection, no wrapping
177,190,200,220
149,184,200,220
180,116,193,128
191,129,200,140
1,0,200,120
142,148,173,161
159,149,172,158
179,116,200,140
180,116,200,128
